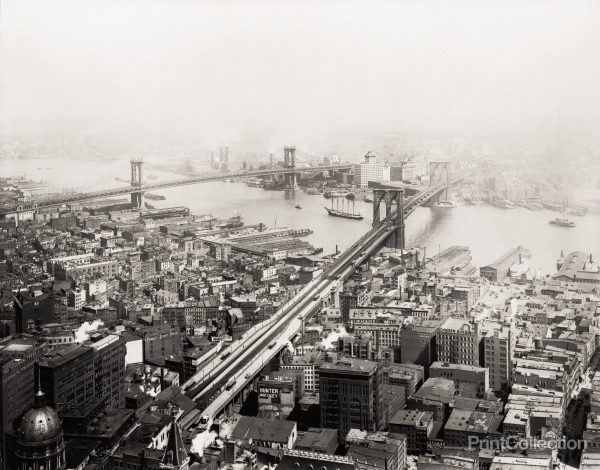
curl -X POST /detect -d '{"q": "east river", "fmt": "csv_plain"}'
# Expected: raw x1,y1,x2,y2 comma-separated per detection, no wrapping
4,157,600,274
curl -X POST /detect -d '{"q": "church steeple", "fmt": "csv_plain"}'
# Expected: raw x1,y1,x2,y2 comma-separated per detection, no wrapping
162,405,189,469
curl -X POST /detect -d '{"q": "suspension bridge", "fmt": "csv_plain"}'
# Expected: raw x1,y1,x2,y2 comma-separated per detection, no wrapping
0,147,352,221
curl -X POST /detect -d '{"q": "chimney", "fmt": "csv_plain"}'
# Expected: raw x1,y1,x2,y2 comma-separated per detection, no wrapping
224,440,237,464
161,367,166,389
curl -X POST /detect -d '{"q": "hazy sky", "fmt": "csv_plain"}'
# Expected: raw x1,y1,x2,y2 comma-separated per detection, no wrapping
1,0,599,149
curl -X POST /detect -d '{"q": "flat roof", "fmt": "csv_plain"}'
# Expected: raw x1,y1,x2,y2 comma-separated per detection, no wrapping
320,358,378,374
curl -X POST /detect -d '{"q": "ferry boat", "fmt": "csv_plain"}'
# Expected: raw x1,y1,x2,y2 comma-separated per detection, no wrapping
433,200,456,208
549,217,576,228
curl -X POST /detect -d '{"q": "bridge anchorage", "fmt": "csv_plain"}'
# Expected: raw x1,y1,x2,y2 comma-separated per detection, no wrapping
130,158,144,209
372,189,406,250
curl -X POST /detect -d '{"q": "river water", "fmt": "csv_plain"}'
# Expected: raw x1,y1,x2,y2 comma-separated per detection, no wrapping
3,157,599,274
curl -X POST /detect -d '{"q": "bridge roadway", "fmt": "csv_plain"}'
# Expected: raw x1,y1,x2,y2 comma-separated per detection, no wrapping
184,180,453,436
0,164,352,216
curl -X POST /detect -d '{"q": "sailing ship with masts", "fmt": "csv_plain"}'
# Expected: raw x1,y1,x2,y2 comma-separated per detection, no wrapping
323,195,363,220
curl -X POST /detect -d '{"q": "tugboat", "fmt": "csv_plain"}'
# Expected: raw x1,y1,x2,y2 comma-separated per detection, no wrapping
295,203,302,209
323,196,363,220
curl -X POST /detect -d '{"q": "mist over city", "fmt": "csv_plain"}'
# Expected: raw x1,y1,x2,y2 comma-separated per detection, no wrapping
1,1,600,470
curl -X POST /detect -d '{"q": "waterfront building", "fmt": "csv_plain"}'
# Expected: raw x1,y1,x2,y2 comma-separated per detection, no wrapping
353,154,391,188
554,251,600,286
480,246,530,282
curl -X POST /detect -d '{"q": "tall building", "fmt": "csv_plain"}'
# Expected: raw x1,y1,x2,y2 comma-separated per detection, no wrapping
39,344,95,415
88,334,126,410
340,286,369,325
39,334,126,415
483,323,514,395
0,337,47,469
436,317,479,366
400,320,440,373
320,358,383,441
353,153,391,188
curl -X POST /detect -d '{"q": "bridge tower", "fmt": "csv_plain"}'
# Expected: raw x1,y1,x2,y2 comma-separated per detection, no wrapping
428,161,452,202
130,158,144,209
372,189,405,250
283,146,297,189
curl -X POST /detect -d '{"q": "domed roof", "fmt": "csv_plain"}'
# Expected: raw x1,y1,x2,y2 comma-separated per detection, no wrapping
18,391,62,445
